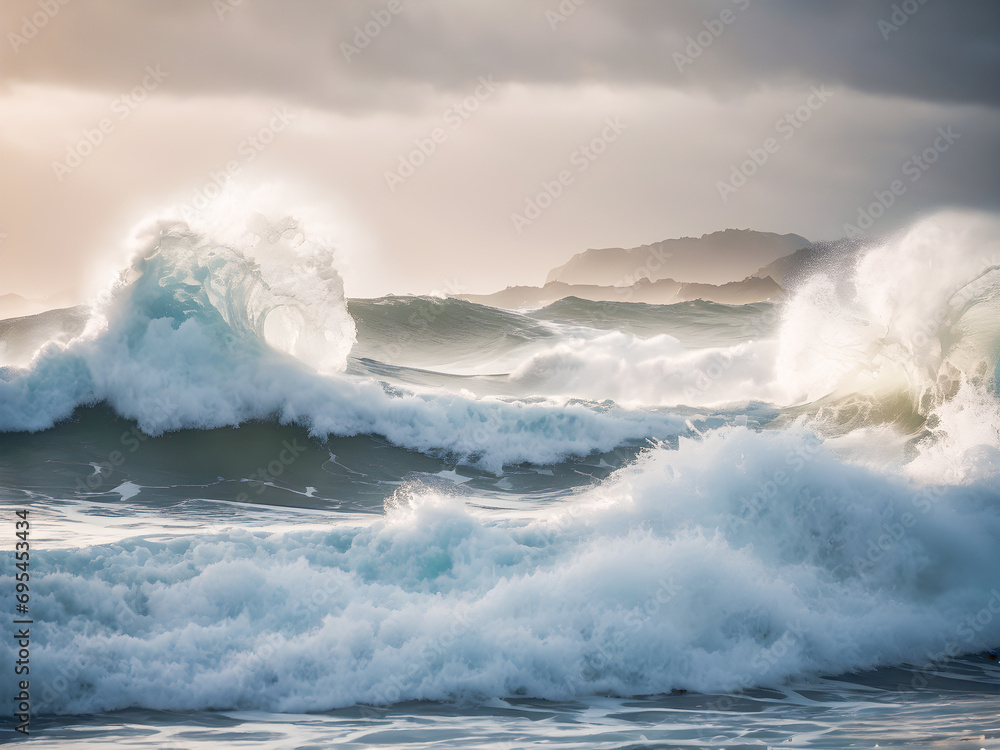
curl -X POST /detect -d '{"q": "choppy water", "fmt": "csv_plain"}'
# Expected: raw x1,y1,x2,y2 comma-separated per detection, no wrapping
1,202,998,746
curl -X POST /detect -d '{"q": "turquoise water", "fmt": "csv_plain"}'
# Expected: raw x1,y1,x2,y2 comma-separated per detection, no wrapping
1,209,998,747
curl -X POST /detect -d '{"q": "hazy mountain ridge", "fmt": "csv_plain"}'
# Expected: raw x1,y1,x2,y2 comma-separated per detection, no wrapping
545,228,810,287
460,229,810,310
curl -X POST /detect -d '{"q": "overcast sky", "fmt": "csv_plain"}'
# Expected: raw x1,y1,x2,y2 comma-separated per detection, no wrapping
1,0,997,301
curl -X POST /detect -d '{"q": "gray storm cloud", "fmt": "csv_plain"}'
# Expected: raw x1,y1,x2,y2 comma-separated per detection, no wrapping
3,1,997,107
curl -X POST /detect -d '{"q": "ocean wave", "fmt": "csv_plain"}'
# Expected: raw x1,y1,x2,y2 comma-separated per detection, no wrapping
348,296,556,373
773,210,1000,408
507,330,775,407
529,296,777,346
0,201,685,471
1,207,997,476
491,213,1000,465
3,426,996,714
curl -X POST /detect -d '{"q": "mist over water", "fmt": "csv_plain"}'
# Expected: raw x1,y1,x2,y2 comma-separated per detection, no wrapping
0,201,997,744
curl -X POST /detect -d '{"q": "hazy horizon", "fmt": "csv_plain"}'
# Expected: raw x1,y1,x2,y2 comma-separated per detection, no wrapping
1,224,814,310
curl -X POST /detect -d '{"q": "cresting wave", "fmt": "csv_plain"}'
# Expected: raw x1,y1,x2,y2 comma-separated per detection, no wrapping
500,213,1000,415
0,201,997,714
0,205,997,477
0,201,687,472
2,427,998,714
774,211,1000,409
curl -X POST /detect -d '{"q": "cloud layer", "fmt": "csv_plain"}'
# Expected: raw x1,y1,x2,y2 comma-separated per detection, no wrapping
0,0,997,299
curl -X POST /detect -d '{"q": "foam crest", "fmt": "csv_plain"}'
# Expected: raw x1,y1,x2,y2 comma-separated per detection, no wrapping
0,198,687,467
105,195,357,375
3,427,996,714
507,331,776,407
774,210,1000,407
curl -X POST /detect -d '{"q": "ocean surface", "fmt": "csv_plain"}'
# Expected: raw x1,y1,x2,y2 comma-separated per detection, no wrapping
1,205,998,748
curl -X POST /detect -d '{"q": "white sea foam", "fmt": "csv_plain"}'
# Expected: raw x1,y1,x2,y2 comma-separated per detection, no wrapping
775,211,1000,404
2,209,996,474
0,198,685,471
504,212,999,413
507,331,776,407
0,205,997,716
2,426,996,714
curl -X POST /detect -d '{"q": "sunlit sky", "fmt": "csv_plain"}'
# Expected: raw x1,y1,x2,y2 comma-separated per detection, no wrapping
1,0,997,301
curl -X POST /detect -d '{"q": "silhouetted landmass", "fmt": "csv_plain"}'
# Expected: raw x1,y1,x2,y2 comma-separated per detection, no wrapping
459,228,807,309
545,229,810,287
